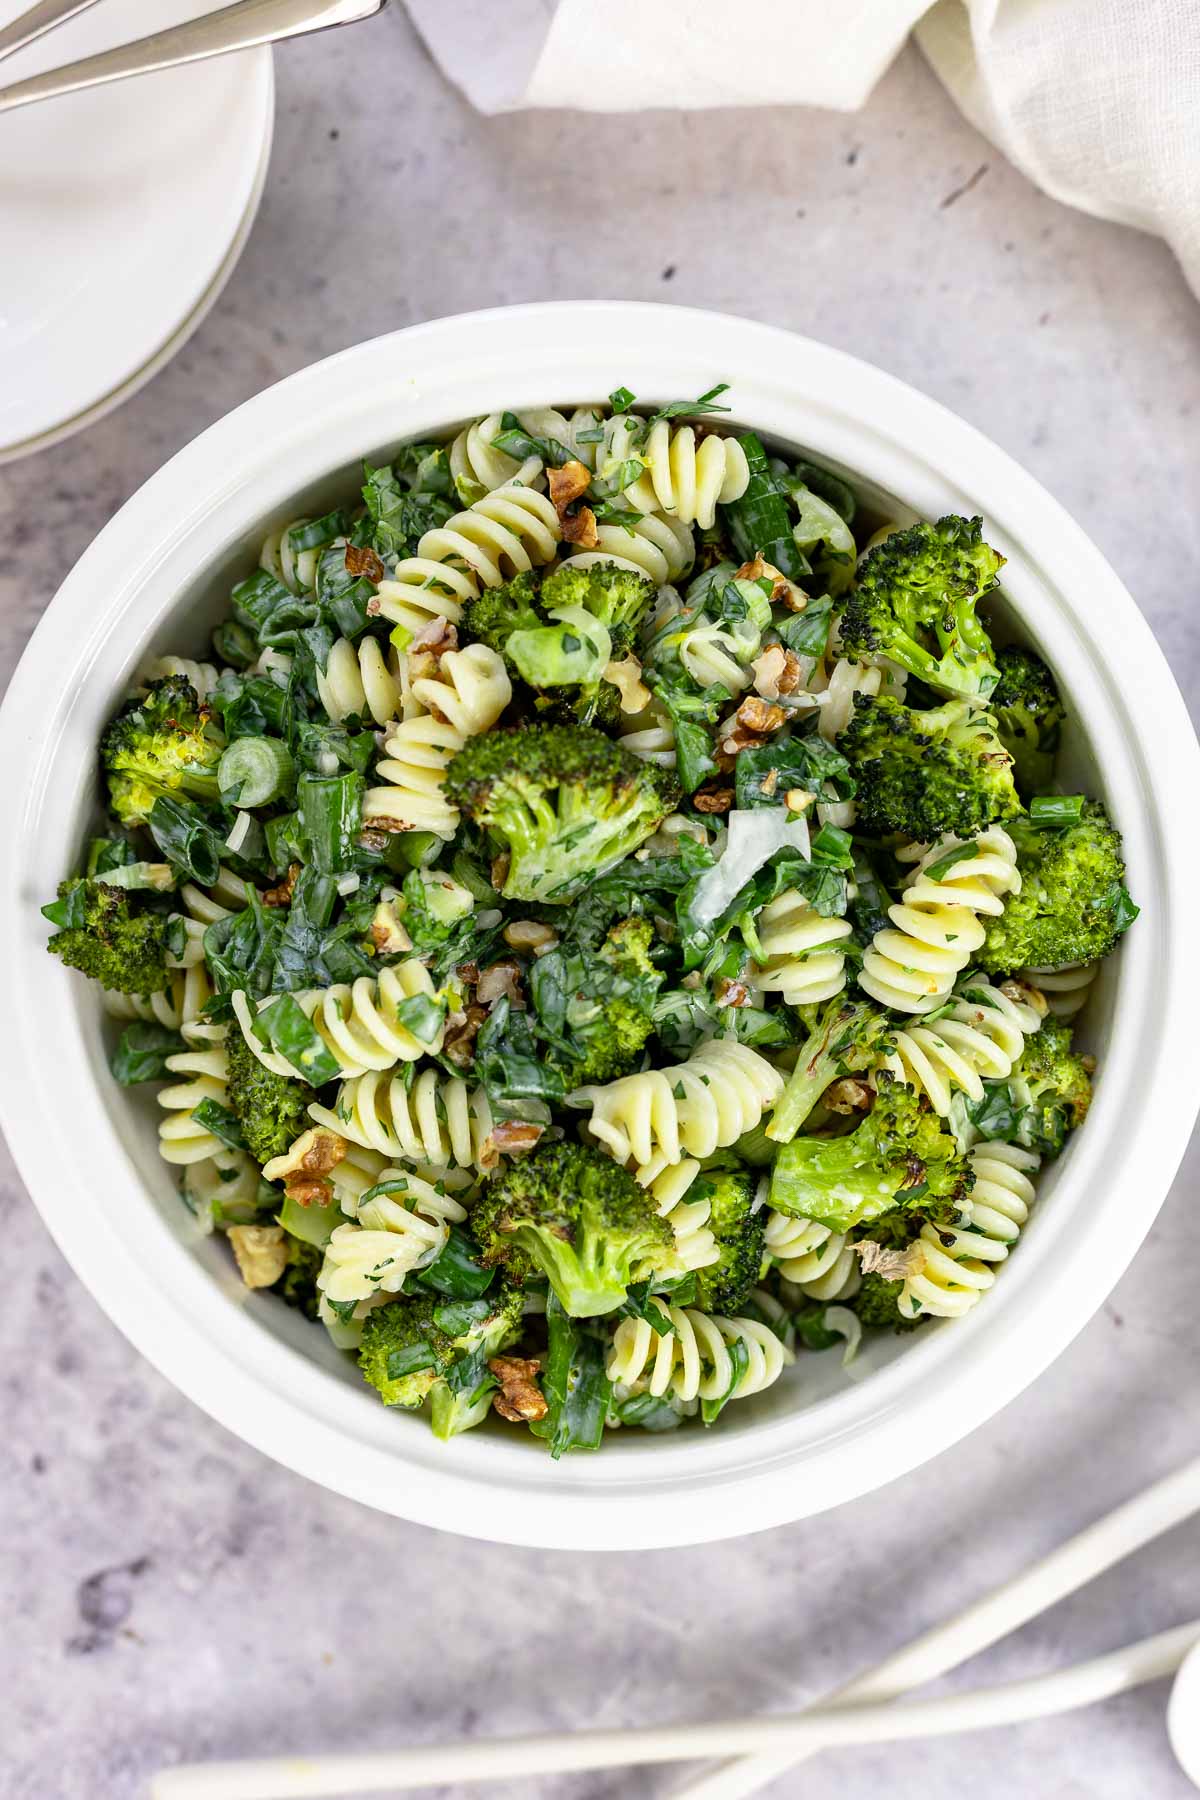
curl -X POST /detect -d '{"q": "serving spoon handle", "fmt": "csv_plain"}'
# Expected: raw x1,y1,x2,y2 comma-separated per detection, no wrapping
0,0,384,113
0,0,103,66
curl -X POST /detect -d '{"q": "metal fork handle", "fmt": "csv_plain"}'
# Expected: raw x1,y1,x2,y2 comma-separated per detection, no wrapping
0,0,102,64
0,0,383,112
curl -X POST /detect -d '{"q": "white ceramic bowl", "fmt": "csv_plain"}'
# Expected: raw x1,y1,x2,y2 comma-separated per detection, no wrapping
2,303,1196,1550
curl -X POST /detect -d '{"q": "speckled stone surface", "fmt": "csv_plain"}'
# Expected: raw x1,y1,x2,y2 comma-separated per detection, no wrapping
3,14,1200,1799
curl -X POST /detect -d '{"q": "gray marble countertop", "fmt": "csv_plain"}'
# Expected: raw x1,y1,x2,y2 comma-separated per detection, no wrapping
4,13,1200,1799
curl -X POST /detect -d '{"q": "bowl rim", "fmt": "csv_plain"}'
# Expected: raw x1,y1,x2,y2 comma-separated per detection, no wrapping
3,300,1197,1550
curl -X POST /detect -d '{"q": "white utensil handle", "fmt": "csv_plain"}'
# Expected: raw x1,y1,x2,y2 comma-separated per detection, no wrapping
675,1451,1200,1798
151,1622,1200,1796
0,0,382,112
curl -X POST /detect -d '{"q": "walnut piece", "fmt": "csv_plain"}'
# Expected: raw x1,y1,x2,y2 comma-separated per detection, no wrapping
503,920,559,952
548,460,592,511
369,899,412,956
344,543,385,583
751,644,805,700
824,1077,874,1115
479,1120,545,1170
560,504,599,549
715,977,750,1009
263,863,300,908
693,786,734,814
477,959,526,1010
360,819,415,841
228,1225,288,1290
1000,977,1049,1019
491,852,511,891
489,1355,548,1423
854,1239,924,1280
736,696,788,735
602,654,651,715
262,1127,347,1188
443,1004,488,1069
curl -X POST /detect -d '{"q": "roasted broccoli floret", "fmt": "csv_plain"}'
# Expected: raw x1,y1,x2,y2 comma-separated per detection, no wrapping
991,647,1065,798
471,1140,673,1317
429,1284,526,1440
768,1072,974,1234
841,693,1020,839
100,675,224,826
767,996,896,1143
1006,1014,1093,1158
43,877,171,996
853,1271,925,1333
225,1027,309,1165
444,724,679,904
460,570,546,664
502,563,656,729
358,1294,454,1408
273,1235,323,1321
979,801,1136,973
692,1160,766,1315
839,515,1003,702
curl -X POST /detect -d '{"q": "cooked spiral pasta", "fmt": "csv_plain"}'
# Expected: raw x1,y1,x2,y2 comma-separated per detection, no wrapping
638,1157,719,1274
180,1148,262,1228
748,890,853,1007
260,516,333,594
363,642,511,837
679,621,755,692
104,958,215,1036
607,1303,792,1405
576,1038,785,1171
137,655,220,701
315,636,402,726
371,483,561,638
884,975,1044,1116
601,415,750,528
859,828,1021,1014
764,1210,861,1301
1022,960,1098,1019
317,1173,469,1305
897,1143,1039,1320
156,1045,231,1166
308,1066,494,1175
617,707,677,769
449,408,577,498
557,510,695,586
231,963,445,1083
167,868,254,970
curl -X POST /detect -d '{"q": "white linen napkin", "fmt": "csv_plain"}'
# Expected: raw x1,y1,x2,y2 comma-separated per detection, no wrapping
404,0,1200,296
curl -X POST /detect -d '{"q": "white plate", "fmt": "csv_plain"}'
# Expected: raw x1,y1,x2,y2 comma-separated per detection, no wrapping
0,0,273,460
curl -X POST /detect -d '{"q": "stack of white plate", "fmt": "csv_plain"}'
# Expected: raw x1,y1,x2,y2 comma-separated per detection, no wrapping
0,0,274,463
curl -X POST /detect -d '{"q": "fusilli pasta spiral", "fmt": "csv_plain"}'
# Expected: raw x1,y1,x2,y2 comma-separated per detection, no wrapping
607,1303,792,1405
639,1157,719,1275
576,1038,784,1171
748,890,853,1008
363,642,511,837
138,655,220,701
315,636,403,727
1022,960,1098,1019
156,1045,231,1166
317,1172,469,1305
557,510,695,586
260,517,329,594
897,1142,1039,1319
884,975,1044,1116
371,483,561,638
308,1066,494,1175
859,828,1021,1014
617,707,677,769
764,1210,861,1301
601,415,750,529
231,962,445,1083
449,409,578,498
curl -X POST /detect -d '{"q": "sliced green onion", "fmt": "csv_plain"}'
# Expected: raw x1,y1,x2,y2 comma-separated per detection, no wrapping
212,620,258,669
1030,794,1085,827
218,737,295,808
224,810,265,864
389,622,412,653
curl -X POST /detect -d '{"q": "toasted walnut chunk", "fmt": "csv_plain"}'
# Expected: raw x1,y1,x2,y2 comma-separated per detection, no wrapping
479,1120,544,1171
824,1077,874,1115
263,1127,348,1187
264,863,300,908
854,1239,924,1280
477,959,526,1010
489,1355,548,1423
603,654,651,715
548,460,591,511
369,899,412,956
344,543,385,583
715,977,750,1009
736,696,788,736
443,1004,489,1069
999,977,1049,1019
560,505,599,549
751,644,805,700
228,1225,289,1290
693,786,734,814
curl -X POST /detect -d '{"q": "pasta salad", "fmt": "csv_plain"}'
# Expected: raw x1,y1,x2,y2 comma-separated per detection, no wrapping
42,387,1138,1454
